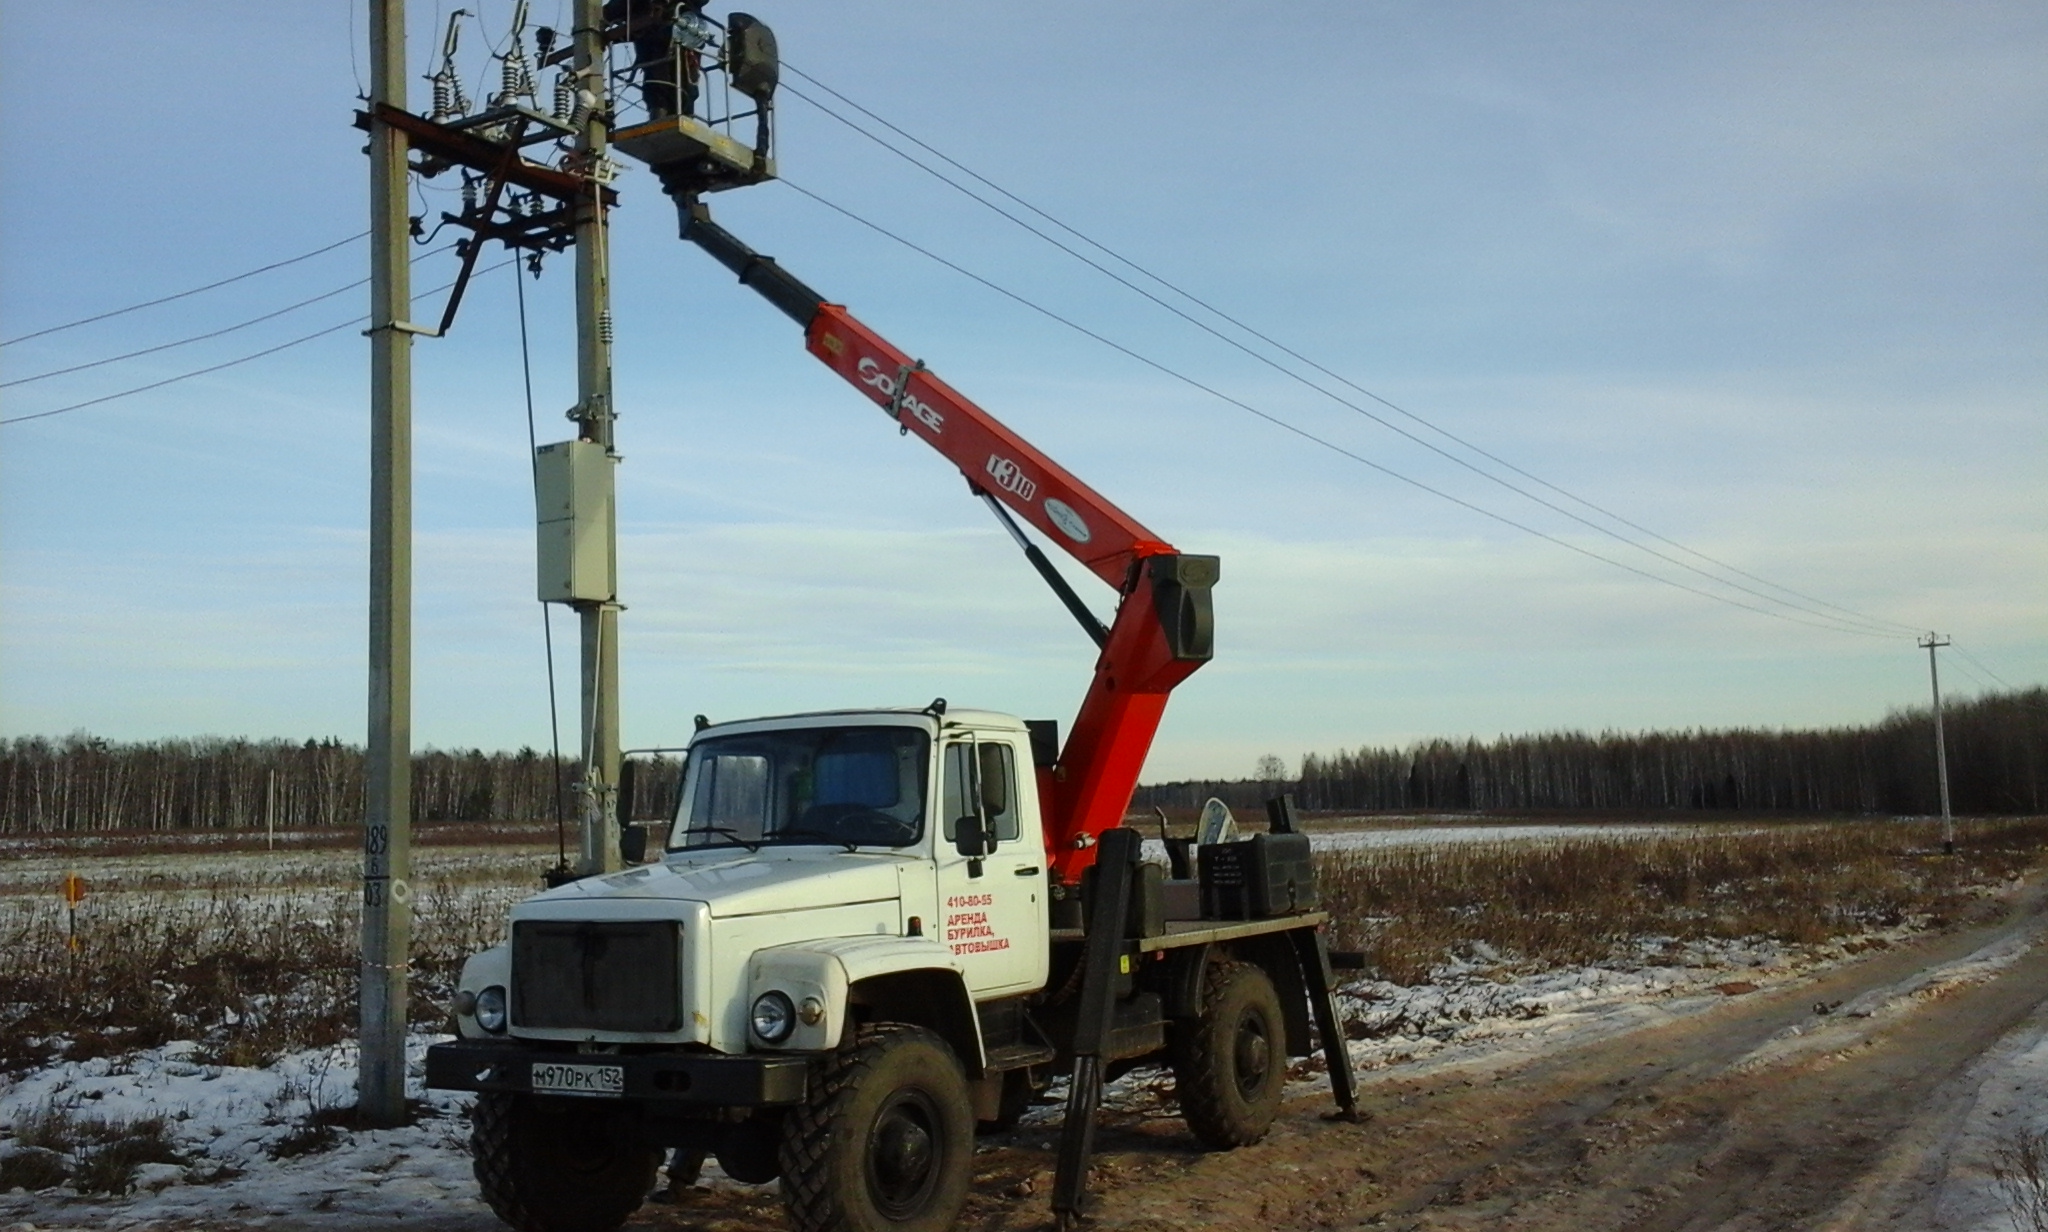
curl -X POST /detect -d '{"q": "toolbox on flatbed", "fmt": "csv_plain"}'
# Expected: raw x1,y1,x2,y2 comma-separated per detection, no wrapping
1198,831,1319,918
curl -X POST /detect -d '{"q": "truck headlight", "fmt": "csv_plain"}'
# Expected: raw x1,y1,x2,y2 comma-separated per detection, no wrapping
475,985,508,1033
751,991,795,1043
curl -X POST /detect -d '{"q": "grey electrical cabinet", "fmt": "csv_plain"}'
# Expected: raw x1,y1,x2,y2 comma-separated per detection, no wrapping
534,440,615,603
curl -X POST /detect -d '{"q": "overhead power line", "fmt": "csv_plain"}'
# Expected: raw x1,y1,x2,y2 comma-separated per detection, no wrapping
780,66,1925,641
1951,643,2017,692
2,243,459,390
776,177,1896,642
1,232,370,348
5,283,366,390
1942,655,1999,695
0,260,513,428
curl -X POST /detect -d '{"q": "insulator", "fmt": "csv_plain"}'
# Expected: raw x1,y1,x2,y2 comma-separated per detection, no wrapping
598,310,614,348
553,73,574,121
499,54,521,106
460,175,478,211
431,72,454,121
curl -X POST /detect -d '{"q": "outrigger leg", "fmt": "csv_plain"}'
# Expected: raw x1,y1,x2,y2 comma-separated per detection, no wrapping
1050,826,1142,1230
1292,926,1361,1121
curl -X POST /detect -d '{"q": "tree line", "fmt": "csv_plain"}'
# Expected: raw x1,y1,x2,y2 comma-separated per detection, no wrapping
1138,688,2048,816
6,688,2041,832
0,736,683,834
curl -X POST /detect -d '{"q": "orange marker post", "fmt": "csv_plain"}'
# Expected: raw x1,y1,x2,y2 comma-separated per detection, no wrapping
61,872,86,953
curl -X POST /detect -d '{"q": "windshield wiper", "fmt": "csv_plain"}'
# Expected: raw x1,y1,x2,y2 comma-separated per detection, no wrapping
773,826,860,853
679,825,762,852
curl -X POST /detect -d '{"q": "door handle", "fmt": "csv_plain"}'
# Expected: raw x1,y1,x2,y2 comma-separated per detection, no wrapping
1014,866,1040,877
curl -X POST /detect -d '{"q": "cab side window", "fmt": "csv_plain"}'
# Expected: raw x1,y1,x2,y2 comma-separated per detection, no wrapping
942,742,1019,843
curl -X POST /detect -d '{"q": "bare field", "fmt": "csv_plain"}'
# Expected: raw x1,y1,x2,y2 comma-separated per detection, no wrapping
5,816,2040,1072
2,814,2045,1223
0,832,560,1072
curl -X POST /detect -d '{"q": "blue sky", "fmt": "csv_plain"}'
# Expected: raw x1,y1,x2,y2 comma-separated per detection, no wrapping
2,1,2042,780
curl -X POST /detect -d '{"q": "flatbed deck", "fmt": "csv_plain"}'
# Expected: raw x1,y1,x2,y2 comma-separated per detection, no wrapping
1047,910,1328,950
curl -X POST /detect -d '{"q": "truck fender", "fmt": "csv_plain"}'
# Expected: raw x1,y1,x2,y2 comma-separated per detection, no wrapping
453,943,511,1040
1226,933,1315,1058
847,968,985,1078
748,936,985,1073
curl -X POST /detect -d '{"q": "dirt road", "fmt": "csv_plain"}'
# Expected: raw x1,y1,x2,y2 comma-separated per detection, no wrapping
636,883,2048,1232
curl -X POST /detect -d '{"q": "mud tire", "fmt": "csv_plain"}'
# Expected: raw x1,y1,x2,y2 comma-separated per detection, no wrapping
471,1091,661,1232
1170,958,1289,1149
779,1024,975,1232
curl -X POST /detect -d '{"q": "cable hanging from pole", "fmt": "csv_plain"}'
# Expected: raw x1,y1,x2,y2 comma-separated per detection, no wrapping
517,270,572,874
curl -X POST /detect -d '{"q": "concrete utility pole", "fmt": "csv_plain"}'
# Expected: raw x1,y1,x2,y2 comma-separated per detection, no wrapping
361,0,415,1126
1921,633,1954,855
573,0,623,876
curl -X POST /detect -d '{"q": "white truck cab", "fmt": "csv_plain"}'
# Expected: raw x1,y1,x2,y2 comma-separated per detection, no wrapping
447,707,1048,1062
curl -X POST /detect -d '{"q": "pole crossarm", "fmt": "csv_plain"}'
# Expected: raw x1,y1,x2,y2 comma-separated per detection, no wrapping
355,104,619,207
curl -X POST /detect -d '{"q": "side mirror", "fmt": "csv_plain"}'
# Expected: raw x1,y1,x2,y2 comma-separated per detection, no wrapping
976,744,1009,818
619,822,648,864
954,814,991,860
617,760,640,824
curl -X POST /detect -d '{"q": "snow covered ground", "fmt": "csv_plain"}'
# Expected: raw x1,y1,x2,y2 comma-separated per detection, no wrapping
0,925,1975,1231
0,1036,496,1230
1310,822,1732,850
1939,1015,2048,1232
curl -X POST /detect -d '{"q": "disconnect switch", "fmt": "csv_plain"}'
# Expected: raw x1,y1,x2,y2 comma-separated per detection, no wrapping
534,440,615,603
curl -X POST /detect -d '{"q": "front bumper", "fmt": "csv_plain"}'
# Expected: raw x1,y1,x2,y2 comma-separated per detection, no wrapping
426,1040,811,1106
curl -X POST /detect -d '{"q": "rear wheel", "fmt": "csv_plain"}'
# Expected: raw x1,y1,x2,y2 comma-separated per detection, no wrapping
471,1092,661,1232
779,1025,975,1232
1169,959,1288,1148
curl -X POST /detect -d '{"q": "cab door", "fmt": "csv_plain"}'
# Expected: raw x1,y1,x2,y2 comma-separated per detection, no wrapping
935,734,1048,998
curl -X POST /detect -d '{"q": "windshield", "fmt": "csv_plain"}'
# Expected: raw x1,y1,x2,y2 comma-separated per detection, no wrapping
668,726,930,851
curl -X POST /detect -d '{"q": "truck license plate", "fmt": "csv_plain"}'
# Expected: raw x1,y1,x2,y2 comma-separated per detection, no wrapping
530,1062,624,1097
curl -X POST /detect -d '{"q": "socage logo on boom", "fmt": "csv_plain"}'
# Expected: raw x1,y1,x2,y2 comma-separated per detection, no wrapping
856,356,944,434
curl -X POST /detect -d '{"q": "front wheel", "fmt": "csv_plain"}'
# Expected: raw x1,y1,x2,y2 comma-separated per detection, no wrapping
470,1092,661,1232
779,1025,975,1232
1169,958,1289,1149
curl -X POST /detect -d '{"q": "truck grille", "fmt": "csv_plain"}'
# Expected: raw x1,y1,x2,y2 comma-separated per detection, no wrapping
511,920,682,1032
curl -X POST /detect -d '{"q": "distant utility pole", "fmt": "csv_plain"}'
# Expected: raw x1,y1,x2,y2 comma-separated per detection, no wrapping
360,0,415,1128
1920,633,1954,855
572,0,623,876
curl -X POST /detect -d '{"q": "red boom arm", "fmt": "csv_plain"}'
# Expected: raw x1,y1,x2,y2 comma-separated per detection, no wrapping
674,210,1217,886
805,306,1169,586
806,306,1215,885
